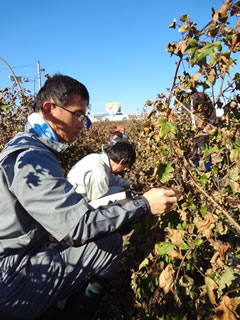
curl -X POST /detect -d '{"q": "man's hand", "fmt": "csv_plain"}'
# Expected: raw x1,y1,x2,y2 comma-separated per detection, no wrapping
143,188,177,215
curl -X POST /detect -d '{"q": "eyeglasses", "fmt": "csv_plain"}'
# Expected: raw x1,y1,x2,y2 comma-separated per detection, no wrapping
56,104,88,124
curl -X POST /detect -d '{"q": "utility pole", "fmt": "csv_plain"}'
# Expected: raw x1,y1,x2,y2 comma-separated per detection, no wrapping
37,60,42,90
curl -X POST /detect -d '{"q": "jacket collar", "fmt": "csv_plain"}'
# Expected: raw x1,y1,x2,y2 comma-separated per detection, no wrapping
25,121,68,154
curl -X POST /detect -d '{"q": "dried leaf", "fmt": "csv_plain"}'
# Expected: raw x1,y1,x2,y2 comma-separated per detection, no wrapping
159,263,175,294
169,17,177,29
212,0,231,24
193,72,201,81
213,296,240,320
180,209,187,221
138,258,149,270
205,276,218,305
210,252,220,265
167,249,184,260
218,243,230,260
197,212,218,238
165,227,185,247
144,127,150,135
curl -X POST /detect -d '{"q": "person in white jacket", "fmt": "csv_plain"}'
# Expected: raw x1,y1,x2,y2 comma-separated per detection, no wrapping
67,141,136,202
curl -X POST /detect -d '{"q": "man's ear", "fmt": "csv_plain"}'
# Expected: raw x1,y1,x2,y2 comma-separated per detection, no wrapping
119,159,125,165
42,101,54,114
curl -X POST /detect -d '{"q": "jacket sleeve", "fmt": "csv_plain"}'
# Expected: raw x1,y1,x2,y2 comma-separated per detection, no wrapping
7,146,149,244
66,196,150,246
109,173,131,189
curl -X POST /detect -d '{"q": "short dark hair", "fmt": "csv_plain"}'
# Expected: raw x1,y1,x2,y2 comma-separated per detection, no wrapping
112,131,123,139
105,141,136,168
33,74,90,112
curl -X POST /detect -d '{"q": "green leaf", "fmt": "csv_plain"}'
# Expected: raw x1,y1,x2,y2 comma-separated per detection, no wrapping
186,262,193,272
185,39,198,52
203,149,210,157
212,166,218,174
178,25,190,33
230,149,238,161
191,49,200,65
200,205,207,217
197,41,222,63
181,242,189,250
194,238,203,246
156,162,174,183
155,242,175,255
157,118,176,138
213,40,222,51
218,267,235,292
200,174,208,187
198,48,211,61
209,52,215,66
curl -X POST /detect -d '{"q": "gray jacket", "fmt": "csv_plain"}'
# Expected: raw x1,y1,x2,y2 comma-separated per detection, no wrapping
0,122,149,257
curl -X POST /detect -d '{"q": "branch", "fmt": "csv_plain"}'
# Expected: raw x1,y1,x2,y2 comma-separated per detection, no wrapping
185,163,240,235
167,57,183,108
172,238,198,292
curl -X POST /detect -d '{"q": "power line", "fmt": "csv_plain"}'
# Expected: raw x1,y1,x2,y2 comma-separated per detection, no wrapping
0,64,33,71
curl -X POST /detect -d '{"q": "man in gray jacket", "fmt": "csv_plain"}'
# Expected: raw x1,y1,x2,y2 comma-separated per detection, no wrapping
0,74,177,320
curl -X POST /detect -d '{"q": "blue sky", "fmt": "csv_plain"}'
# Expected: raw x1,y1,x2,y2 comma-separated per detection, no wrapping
0,0,237,115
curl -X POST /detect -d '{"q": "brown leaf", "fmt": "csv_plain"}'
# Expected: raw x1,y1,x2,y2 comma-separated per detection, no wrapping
212,0,231,24
218,243,230,260
210,240,230,260
193,72,201,82
213,296,240,320
144,127,150,135
168,18,177,29
167,249,184,260
197,212,218,238
165,227,185,247
205,276,218,305
210,252,220,265
178,39,188,55
159,263,175,294
210,252,225,269
179,209,187,221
